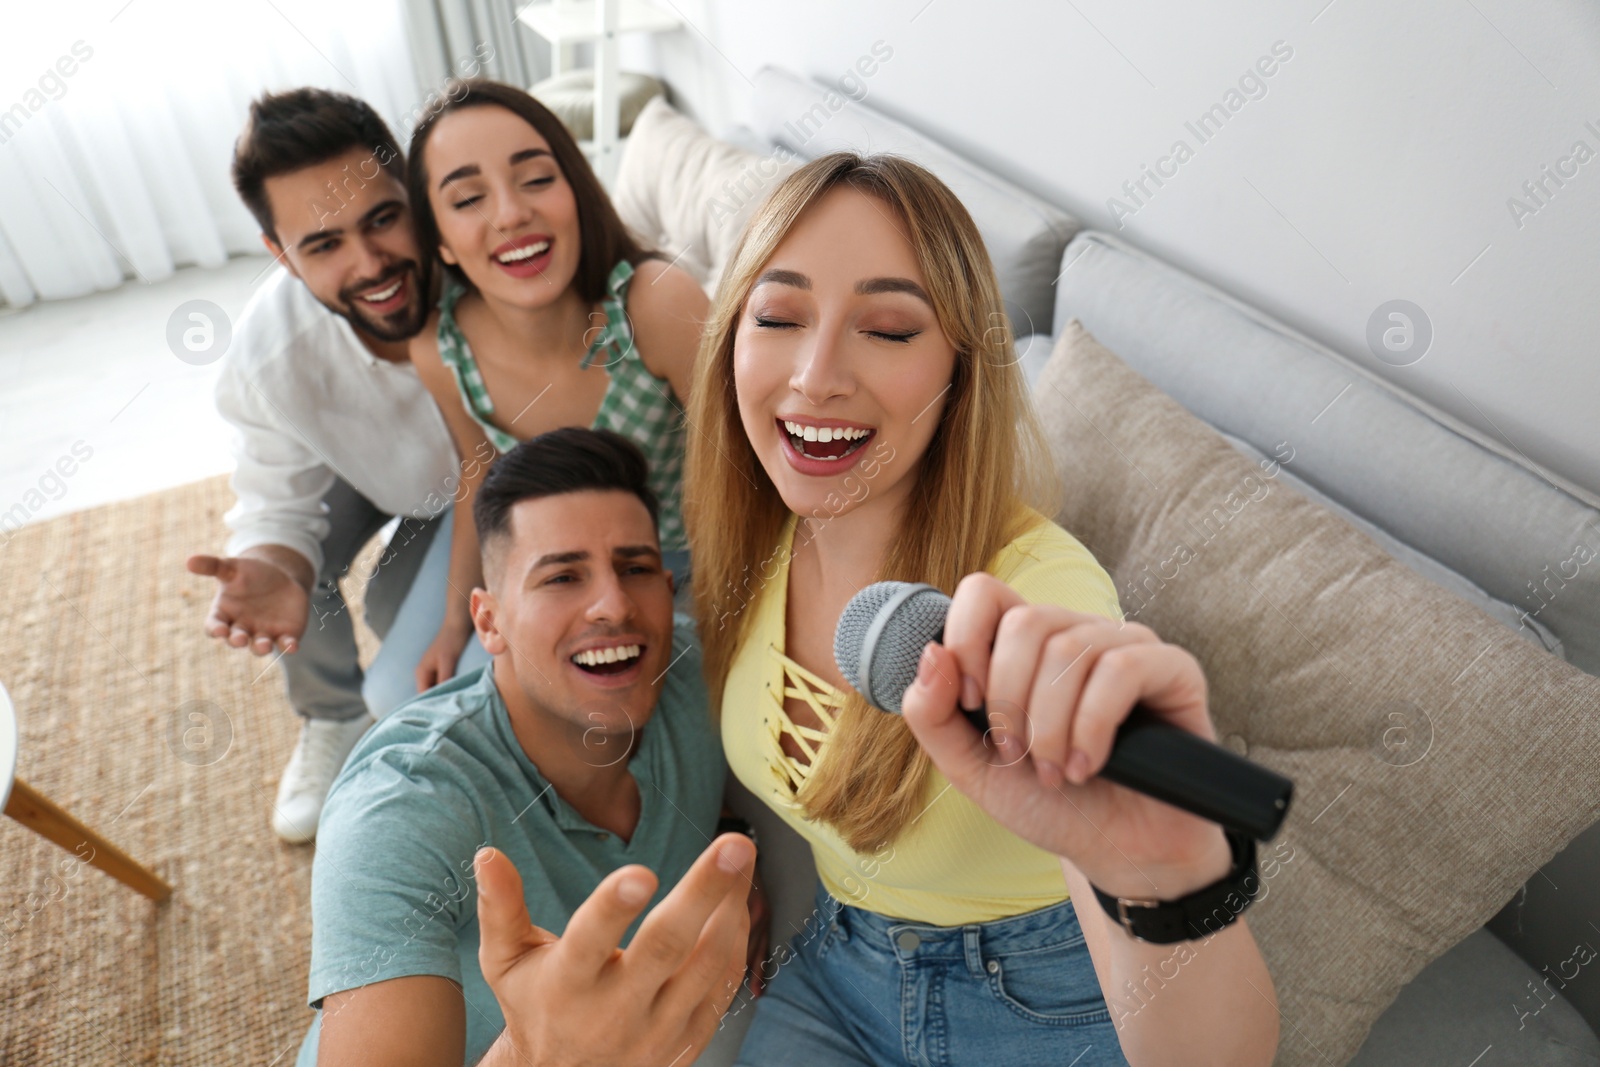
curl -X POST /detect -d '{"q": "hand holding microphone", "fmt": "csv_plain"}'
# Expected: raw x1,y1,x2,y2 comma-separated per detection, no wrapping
835,574,1293,904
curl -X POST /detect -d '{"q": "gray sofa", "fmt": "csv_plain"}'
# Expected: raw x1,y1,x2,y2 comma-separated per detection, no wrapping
628,65,1600,1066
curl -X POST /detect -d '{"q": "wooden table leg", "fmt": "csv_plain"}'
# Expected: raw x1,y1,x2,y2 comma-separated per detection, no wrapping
4,778,172,902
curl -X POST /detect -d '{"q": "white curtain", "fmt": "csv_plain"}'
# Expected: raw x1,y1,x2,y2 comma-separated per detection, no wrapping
404,0,552,98
0,0,425,308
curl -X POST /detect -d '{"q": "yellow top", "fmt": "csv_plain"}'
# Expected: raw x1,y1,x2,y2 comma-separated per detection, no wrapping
721,509,1124,925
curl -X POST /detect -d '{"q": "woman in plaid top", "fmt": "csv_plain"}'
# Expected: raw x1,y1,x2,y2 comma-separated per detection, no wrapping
404,80,706,691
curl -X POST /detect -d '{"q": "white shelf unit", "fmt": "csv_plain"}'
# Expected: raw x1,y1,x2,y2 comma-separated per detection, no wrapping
514,0,681,186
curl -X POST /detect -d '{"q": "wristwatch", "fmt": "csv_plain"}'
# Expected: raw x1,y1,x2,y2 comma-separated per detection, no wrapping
1090,829,1259,944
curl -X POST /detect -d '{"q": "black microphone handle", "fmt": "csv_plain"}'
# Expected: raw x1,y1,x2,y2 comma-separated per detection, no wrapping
961,704,1293,841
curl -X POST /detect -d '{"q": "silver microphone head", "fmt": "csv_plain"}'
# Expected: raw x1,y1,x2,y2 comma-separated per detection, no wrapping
833,581,952,714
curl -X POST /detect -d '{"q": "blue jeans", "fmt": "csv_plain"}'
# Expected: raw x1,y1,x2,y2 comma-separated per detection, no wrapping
361,507,489,719
734,882,1130,1067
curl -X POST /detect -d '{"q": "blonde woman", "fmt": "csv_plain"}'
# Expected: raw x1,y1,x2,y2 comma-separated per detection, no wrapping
686,153,1277,1066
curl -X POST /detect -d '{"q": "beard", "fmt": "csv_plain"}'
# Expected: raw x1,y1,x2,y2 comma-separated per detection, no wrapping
334,260,428,343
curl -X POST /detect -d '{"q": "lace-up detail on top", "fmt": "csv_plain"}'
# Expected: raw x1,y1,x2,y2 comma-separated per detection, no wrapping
763,646,844,794
719,510,1128,925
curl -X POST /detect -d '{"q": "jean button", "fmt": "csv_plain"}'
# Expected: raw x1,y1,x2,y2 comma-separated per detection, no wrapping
895,930,921,952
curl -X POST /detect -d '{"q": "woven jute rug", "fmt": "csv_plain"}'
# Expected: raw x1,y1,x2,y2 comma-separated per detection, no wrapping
0,475,381,1066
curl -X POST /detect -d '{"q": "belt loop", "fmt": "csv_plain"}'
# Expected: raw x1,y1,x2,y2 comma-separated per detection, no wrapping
963,925,985,978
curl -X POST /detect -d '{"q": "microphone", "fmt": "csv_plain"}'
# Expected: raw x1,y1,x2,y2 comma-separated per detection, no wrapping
834,581,1294,841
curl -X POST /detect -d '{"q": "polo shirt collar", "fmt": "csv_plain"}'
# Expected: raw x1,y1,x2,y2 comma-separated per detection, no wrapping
476,665,664,839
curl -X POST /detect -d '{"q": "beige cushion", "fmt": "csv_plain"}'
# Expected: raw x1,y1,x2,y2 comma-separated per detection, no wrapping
612,97,797,293
528,69,664,141
1034,319,1600,1065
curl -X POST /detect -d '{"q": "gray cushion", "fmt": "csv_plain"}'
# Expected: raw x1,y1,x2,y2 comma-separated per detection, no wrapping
1350,928,1600,1065
1050,231,1600,676
1013,332,1057,392
747,66,1080,336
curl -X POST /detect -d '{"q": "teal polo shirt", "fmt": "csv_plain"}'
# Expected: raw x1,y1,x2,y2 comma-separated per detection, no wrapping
296,614,725,1066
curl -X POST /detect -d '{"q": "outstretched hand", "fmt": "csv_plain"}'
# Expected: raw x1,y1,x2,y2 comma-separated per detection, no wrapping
476,834,755,1067
900,573,1231,902
186,553,311,656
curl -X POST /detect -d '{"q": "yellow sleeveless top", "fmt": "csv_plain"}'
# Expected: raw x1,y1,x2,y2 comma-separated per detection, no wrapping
721,509,1124,925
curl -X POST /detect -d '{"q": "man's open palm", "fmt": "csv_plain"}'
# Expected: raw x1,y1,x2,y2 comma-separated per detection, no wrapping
186,554,310,656
475,836,754,1067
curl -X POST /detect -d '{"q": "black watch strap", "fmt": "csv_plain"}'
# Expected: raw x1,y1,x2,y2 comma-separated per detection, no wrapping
1090,830,1258,944
716,815,758,850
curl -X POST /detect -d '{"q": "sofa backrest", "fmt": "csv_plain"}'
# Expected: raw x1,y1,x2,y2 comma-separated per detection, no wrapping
1051,230,1600,677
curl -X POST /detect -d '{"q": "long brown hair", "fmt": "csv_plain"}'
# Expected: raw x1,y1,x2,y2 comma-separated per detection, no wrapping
685,153,1058,852
405,79,651,302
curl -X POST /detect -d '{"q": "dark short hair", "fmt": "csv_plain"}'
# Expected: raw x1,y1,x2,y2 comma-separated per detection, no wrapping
405,79,652,304
474,428,660,565
232,88,405,242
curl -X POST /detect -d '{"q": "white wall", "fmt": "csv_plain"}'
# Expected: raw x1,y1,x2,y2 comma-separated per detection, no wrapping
626,0,1600,505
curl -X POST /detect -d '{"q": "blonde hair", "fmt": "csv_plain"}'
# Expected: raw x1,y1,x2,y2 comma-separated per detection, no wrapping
684,153,1058,852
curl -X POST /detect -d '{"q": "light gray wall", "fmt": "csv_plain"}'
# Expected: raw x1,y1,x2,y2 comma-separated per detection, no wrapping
625,0,1600,506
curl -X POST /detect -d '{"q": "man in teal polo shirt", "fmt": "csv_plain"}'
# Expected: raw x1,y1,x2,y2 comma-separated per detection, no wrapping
298,428,755,1066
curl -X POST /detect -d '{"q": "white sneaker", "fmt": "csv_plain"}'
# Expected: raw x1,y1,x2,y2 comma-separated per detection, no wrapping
271,716,373,844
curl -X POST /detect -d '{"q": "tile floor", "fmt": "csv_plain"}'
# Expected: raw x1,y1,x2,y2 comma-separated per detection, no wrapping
0,255,275,530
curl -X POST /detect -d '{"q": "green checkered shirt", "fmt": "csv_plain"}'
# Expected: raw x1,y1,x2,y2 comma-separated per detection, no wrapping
435,259,687,552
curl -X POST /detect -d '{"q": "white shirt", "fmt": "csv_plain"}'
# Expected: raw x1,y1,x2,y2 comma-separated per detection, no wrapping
216,268,458,576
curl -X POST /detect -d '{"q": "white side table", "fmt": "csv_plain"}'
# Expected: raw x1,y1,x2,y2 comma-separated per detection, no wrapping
0,682,14,814
0,680,171,901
